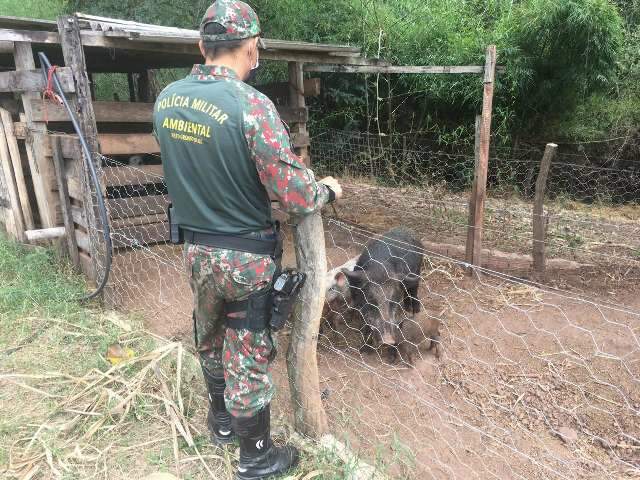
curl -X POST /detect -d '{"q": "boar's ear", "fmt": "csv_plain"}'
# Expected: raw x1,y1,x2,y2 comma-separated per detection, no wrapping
334,270,348,288
403,274,421,289
342,268,365,285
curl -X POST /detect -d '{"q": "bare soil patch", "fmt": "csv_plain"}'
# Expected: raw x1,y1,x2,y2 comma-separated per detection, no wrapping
104,180,640,478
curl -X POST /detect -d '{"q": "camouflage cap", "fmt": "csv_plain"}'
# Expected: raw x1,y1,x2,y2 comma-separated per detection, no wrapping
200,0,264,46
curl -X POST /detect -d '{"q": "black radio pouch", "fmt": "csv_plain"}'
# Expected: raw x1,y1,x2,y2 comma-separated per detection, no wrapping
270,270,306,331
223,269,306,332
167,204,183,245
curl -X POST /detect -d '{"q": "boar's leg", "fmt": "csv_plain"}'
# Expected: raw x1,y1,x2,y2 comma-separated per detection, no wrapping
402,275,422,314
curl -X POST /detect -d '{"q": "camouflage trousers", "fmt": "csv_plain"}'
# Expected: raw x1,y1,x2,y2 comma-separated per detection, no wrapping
185,242,277,418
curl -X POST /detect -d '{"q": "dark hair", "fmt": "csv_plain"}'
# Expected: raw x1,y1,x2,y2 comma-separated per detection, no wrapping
202,22,249,59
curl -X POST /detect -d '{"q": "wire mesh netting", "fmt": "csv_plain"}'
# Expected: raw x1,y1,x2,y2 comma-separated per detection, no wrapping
47,119,640,479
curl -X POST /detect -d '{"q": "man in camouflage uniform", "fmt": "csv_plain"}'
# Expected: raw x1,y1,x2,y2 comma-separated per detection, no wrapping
153,1,342,478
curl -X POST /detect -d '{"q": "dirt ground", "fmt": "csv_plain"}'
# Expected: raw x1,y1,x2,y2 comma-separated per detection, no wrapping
105,182,640,479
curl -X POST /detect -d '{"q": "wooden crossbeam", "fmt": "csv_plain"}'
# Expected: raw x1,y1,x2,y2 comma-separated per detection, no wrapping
28,99,309,124
0,67,75,93
304,65,486,74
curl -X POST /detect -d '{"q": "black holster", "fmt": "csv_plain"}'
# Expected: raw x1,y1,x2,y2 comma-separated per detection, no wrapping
224,287,273,332
167,204,184,244
223,269,305,332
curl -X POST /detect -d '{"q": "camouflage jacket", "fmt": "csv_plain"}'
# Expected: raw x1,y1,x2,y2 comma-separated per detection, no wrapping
189,64,330,216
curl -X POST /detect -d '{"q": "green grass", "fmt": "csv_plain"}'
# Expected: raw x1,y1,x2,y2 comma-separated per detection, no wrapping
0,234,365,479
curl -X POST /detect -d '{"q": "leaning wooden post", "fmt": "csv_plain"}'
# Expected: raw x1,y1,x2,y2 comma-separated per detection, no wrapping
465,45,496,274
287,210,328,437
57,14,102,285
0,109,25,241
465,115,482,274
1,109,34,230
532,143,558,277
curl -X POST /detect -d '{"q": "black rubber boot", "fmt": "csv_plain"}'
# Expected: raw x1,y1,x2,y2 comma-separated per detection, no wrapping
233,405,299,480
202,368,235,446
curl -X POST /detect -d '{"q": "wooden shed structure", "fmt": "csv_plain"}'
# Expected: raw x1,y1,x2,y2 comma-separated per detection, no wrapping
0,13,386,283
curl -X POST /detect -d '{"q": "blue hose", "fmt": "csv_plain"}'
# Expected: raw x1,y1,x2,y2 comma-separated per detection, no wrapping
38,52,113,301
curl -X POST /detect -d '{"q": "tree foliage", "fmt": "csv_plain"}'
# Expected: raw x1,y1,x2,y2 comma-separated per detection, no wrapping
2,0,634,143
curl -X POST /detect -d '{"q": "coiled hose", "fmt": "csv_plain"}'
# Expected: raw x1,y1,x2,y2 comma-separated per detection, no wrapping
38,52,113,301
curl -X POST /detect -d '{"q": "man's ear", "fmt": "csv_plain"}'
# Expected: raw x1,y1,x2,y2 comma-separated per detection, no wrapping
198,39,206,59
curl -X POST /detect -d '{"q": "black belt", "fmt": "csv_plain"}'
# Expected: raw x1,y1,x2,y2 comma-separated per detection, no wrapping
182,228,281,257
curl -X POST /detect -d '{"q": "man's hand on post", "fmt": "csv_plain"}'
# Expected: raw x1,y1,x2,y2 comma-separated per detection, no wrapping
319,176,343,201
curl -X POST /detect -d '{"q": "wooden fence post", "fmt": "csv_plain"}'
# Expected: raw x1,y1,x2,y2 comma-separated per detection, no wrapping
58,14,102,285
52,136,80,269
532,143,558,276
465,115,482,273
465,45,496,274
0,108,25,241
287,210,328,437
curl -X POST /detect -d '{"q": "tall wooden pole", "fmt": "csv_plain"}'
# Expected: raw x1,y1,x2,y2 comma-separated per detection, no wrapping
287,211,328,437
465,115,482,273
532,143,557,277
57,14,102,284
465,45,496,273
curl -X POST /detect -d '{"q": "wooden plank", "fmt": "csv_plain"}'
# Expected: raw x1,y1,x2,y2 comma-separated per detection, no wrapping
37,133,81,159
75,229,90,252
103,164,164,186
30,99,308,126
0,105,25,241
52,135,81,268
12,121,27,139
304,64,485,74
111,221,169,248
15,41,59,228
467,45,497,272
77,31,376,66
287,210,328,437
67,177,83,201
71,204,87,228
107,195,170,220
58,14,102,283
30,99,152,123
0,17,59,32
25,227,66,242
1,108,34,229
0,28,59,44
465,115,481,273
0,40,15,54
74,21,361,53
0,67,75,93
532,143,558,276
78,250,96,280
99,133,159,155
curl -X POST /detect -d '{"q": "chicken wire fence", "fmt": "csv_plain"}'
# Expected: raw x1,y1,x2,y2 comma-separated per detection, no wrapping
312,129,640,204
313,129,640,282
43,118,640,478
